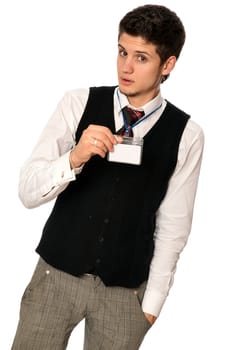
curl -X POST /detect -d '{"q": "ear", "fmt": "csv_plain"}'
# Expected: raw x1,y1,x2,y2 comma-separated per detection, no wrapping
161,56,176,75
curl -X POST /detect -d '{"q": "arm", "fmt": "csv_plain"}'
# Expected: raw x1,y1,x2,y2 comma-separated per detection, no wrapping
19,89,120,209
142,120,204,321
19,91,82,208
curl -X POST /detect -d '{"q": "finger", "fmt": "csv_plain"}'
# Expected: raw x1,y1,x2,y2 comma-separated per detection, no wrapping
93,138,98,147
87,132,113,152
93,134,114,152
88,125,118,145
91,138,108,154
90,141,107,158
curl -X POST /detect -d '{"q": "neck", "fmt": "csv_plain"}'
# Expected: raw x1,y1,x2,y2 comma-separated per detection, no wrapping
127,91,160,108
124,87,160,108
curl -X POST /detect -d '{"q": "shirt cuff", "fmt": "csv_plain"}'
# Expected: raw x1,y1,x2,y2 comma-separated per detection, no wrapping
142,288,167,317
51,151,82,186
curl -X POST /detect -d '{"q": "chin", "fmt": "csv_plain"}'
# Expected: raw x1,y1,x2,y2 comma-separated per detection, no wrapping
118,85,136,97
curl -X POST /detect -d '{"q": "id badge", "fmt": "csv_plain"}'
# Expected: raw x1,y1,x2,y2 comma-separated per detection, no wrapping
108,136,143,165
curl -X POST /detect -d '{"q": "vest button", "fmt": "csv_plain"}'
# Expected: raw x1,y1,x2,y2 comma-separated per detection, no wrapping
96,258,101,264
98,236,104,243
104,218,109,224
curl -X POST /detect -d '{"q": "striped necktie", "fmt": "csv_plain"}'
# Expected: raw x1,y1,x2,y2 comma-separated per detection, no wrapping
117,106,145,137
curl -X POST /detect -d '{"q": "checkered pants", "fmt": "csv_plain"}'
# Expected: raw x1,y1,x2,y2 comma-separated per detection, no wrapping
11,258,151,349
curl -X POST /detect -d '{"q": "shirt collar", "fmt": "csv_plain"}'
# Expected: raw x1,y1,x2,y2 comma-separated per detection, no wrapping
115,87,164,116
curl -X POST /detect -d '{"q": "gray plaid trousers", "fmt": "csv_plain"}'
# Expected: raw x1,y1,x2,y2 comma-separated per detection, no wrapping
12,258,151,349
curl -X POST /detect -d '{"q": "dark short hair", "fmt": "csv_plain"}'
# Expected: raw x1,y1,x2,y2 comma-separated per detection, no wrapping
119,4,186,64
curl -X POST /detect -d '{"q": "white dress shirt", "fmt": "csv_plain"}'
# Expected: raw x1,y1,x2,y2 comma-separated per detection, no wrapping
19,87,204,317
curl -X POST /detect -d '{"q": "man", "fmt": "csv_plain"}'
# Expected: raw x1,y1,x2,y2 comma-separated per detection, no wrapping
12,4,204,350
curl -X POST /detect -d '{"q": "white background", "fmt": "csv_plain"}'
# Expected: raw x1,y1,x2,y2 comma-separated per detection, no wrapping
1,0,231,349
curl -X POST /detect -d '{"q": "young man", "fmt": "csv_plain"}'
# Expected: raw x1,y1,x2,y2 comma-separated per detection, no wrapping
12,4,204,350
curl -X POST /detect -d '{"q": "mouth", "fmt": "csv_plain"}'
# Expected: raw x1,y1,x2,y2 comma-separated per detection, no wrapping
119,77,134,86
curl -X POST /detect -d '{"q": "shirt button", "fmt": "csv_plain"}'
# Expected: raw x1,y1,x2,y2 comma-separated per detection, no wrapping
61,171,65,178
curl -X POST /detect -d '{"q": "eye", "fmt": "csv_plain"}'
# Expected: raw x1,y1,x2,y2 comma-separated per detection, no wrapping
119,49,127,57
137,55,147,62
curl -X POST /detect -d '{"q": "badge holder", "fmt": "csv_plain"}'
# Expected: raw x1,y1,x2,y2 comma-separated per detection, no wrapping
108,136,143,165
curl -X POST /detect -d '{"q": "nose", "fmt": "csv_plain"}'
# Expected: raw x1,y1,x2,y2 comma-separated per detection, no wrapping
122,57,133,74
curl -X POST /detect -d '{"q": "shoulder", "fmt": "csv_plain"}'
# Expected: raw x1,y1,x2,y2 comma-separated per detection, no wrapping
166,100,190,118
165,100,204,157
64,86,117,104
62,88,90,106
179,118,204,161
165,100,204,142
185,118,204,138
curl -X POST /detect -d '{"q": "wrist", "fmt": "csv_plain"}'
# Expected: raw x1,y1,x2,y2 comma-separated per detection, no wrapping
69,150,83,169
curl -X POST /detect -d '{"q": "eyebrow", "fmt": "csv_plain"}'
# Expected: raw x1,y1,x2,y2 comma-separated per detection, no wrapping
118,43,151,57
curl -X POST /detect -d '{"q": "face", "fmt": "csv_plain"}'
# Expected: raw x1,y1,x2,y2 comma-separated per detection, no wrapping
117,33,175,107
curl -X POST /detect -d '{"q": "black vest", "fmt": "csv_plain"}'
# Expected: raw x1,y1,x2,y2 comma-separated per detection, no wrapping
36,86,190,288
